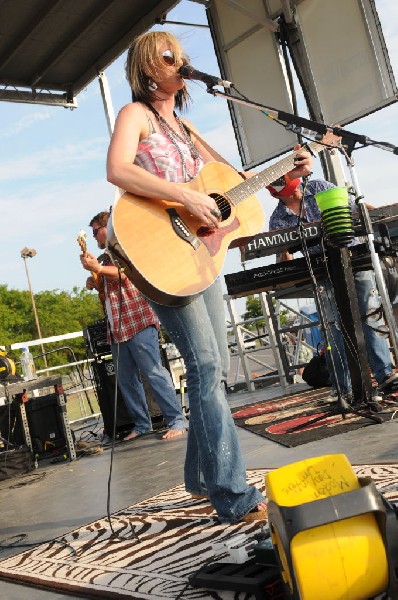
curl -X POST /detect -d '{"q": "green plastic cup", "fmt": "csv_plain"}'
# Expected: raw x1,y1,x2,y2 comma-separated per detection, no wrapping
315,187,349,212
326,221,354,234
322,207,353,233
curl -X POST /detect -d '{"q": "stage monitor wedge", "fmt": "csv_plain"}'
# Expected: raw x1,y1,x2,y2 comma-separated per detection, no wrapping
293,0,397,126
207,0,297,169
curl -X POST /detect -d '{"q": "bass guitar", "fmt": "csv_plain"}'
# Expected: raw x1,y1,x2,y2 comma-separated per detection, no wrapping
108,133,340,306
77,230,106,310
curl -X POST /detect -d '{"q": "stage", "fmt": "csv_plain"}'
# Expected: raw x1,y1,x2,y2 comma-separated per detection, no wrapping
0,380,397,599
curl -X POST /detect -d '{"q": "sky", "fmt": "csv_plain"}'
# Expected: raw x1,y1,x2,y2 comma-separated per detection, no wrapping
2,0,398,317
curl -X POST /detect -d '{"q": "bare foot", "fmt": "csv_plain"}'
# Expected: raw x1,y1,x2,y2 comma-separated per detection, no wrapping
162,429,186,440
257,502,267,512
123,431,142,441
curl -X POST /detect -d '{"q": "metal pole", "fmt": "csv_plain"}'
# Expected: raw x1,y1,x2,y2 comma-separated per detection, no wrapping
346,161,398,364
97,70,115,136
21,252,48,368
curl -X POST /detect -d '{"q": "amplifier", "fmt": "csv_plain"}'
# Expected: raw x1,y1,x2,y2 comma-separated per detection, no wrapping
90,357,135,437
0,394,66,454
83,318,111,358
91,356,162,437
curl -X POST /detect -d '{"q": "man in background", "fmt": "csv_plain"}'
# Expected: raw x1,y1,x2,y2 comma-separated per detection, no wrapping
81,211,188,440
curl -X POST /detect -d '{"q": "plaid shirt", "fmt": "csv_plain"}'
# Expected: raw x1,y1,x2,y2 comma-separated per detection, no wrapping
135,131,204,183
102,253,159,343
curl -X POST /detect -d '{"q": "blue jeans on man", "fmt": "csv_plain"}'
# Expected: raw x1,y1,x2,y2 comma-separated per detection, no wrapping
111,325,188,434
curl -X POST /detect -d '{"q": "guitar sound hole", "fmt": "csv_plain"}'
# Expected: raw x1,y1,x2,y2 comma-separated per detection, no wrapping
209,193,230,221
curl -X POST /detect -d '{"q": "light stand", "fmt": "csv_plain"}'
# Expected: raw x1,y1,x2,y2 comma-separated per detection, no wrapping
341,147,398,365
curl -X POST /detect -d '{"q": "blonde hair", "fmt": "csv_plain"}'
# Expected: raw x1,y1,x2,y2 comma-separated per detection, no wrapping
125,31,190,110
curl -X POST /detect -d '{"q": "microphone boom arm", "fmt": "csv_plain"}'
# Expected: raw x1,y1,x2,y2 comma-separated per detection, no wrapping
207,88,398,155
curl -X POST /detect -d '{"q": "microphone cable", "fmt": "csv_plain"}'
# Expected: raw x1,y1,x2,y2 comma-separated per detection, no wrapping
105,264,140,544
291,178,351,398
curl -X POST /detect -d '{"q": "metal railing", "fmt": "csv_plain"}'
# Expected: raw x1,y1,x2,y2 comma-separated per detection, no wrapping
225,291,320,391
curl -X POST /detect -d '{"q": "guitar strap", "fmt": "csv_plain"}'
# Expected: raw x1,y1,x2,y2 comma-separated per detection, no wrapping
144,101,247,179
183,123,248,179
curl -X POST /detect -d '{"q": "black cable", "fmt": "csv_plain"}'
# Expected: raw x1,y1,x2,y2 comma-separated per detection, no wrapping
320,238,367,401
297,183,362,398
0,534,78,557
0,472,79,555
105,264,140,544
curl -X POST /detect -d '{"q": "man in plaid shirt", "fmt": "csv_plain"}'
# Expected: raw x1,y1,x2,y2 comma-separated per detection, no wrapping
81,211,188,440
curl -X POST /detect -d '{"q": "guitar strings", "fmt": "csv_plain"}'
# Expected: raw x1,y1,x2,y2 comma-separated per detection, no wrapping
222,136,339,209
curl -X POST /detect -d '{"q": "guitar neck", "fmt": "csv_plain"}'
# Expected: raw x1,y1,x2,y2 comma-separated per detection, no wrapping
77,234,101,289
229,140,325,205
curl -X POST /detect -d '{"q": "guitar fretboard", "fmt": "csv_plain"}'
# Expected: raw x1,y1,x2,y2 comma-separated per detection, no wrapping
228,141,325,205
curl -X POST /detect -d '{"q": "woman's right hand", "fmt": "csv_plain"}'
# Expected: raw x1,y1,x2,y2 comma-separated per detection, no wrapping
278,251,293,262
180,188,221,228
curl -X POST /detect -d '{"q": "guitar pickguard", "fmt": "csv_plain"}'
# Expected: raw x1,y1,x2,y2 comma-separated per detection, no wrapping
197,216,240,257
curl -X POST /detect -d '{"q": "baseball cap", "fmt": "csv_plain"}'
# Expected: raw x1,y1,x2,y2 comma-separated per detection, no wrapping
267,174,301,197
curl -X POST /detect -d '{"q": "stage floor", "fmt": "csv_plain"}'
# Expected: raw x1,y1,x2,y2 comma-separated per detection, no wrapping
1,380,397,599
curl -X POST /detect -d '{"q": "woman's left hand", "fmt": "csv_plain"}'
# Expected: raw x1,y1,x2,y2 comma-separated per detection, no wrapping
289,145,313,179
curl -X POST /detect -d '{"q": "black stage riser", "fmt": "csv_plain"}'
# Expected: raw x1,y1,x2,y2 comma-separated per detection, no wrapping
0,394,65,452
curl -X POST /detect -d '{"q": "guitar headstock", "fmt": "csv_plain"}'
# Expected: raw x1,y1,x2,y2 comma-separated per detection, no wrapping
77,230,87,255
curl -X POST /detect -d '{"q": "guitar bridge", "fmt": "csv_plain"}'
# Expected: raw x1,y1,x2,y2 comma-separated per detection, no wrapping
166,208,200,249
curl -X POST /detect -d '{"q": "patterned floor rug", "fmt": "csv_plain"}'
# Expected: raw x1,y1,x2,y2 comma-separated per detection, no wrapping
232,388,398,447
0,466,398,599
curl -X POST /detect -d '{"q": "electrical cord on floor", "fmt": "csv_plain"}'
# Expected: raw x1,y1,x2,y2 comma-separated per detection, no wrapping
75,418,103,443
0,533,78,557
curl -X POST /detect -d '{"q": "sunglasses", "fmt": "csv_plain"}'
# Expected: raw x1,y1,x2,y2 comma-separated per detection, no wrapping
93,226,104,238
161,50,176,66
161,50,188,67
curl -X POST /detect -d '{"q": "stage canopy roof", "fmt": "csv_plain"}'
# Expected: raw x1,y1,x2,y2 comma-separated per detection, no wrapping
0,0,179,107
1,0,395,167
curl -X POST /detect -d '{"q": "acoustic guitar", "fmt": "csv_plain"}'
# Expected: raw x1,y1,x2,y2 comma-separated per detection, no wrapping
77,230,106,310
108,133,340,306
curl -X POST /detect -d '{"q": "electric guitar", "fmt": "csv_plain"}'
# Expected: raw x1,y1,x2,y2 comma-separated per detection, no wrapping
108,133,340,306
77,230,106,310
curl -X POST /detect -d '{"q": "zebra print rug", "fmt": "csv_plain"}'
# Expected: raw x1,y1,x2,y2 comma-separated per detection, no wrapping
0,465,397,599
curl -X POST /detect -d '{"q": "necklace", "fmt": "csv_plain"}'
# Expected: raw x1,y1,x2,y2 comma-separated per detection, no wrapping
147,105,201,181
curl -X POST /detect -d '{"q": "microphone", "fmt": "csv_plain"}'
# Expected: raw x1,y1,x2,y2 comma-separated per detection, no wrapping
178,64,233,89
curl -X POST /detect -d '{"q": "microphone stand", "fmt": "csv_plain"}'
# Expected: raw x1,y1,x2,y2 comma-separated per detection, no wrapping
206,87,398,156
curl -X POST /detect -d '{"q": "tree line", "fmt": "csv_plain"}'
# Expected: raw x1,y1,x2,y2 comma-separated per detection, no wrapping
0,284,103,371
1,283,270,375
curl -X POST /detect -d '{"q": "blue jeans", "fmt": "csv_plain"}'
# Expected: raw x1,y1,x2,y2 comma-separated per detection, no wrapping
111,326,188,434
149,279,265,523
321,270,393,395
